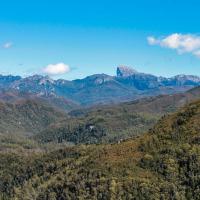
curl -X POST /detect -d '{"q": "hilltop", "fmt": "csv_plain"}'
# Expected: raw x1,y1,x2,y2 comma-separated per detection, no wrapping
0,99,68,135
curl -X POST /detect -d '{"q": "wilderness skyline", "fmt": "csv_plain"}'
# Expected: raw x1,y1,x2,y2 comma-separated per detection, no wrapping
0,1,200,199
1,0,200,80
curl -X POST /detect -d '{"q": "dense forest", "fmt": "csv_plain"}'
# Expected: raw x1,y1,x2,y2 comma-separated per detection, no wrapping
2,86,200,147
0,98,159,146
0,100,200,199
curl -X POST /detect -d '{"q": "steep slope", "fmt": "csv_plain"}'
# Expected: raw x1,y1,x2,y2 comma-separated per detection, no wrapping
0,99,68,135
56,74,140,105
1,100,200,199
117,65,138,77
0,89,79,112
0,75,21,89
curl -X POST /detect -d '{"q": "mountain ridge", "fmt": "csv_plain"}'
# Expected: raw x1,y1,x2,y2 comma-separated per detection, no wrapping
1,66,200,107
0,98,68,135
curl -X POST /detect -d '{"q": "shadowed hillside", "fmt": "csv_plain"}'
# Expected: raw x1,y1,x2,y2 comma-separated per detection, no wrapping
0,89,79,112
0,99,68,135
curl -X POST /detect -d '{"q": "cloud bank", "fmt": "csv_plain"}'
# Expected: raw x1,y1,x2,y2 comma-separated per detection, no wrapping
147,33,200,58
43,63,70,75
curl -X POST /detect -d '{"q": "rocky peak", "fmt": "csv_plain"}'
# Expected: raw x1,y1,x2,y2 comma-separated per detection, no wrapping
20,75,54,86
116,66,138,77
173,74,200,82
0,75,21,83
80,74,113,86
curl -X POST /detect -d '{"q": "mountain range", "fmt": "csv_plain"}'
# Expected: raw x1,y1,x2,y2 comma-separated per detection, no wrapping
1,66,200,110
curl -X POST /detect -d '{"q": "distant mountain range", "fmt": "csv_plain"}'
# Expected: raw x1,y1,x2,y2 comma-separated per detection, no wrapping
1,66,200,110
70,85,200,116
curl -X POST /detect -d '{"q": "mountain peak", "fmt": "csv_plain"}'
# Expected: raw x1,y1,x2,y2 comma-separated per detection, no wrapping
174,74,200,82
25,75,54,84
116,65,138,77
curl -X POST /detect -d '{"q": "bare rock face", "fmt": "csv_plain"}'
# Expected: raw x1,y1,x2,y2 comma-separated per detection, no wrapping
116,66,138,77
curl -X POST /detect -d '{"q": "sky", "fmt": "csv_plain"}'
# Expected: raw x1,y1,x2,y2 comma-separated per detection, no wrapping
1,0,200,80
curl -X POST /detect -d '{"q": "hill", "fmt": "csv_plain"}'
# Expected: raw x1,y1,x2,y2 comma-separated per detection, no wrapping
0,86,199,147
0,89,79,112
34,109,158,144
0,91,159,145
1,100,200,199
33,86,200,145
0,99,68,135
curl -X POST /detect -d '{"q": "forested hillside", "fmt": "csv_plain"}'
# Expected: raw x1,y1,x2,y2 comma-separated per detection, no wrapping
1,100,199,199
0,99,68,135
1,86,199,147
35,107,158,144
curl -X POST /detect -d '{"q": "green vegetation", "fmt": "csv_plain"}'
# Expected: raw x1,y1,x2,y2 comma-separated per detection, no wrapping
0,100,200,199
35,108,158,144
1,86,200,146
0,98,159,145
0,99,67,135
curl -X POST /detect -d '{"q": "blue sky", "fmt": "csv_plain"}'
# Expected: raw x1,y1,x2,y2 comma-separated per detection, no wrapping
0,0,200,79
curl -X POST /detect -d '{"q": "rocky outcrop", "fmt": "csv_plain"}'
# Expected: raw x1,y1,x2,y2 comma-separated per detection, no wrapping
116,66,138,77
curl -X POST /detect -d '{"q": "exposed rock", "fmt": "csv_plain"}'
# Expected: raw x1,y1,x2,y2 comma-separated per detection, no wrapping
116,65,138,77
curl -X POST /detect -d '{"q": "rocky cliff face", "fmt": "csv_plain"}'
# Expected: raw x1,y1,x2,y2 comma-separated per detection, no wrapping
116,66,138,77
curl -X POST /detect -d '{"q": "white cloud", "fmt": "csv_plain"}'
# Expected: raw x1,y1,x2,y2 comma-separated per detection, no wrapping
3,42,13,49
147,33,200,58
43,63,70,75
